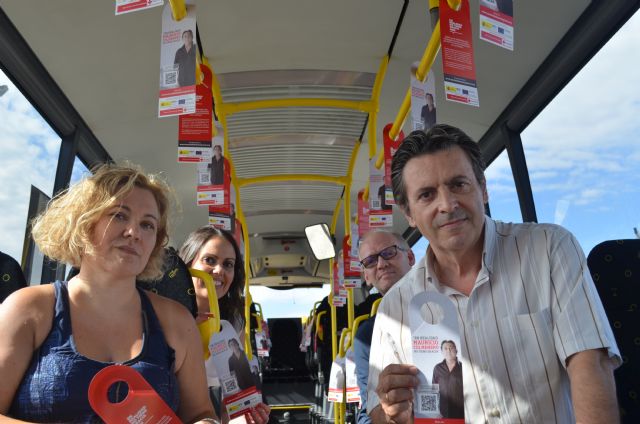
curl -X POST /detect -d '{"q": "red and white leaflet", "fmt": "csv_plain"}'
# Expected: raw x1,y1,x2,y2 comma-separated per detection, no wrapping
255,330,270,357
345,347,360,404
410,292,464,423
196,157,229,206
343,236,362,283
115,0,163,15
206,320,262,420
369,159,393,228
178,65,214,163
410,66,437,131
383,123,405,207
328,356,346,403
209,183,236,232
479,0,514,51
88,365,180,423
357,190,370,237
159,2,196,117
350,221,359,258
440,0,479,107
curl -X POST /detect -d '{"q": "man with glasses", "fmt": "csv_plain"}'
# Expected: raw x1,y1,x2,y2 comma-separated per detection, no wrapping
368,124,620,424
353,230,414,424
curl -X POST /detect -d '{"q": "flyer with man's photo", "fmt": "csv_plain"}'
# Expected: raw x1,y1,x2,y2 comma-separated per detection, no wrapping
410,291,465,423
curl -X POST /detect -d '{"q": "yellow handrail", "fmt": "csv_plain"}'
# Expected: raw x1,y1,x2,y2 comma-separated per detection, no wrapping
251,313,263,332
168,0,186,21
351,314,371,341
315,310,327,341
371,297,383,317
237,174,348,187
338,328,351,357
221,98,374,116
190,268,221,359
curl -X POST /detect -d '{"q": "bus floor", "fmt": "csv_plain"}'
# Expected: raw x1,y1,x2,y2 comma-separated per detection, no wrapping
262,379,315,423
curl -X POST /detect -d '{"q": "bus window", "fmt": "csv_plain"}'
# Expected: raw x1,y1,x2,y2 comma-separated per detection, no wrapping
522,12,640,253
0,69,61,266
485,149,522,224
250,286,328,319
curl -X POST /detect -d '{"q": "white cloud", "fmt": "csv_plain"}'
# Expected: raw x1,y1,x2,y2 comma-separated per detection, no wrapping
0,74,59,261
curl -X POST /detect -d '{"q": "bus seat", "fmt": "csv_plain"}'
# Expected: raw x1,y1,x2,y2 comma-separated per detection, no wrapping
587,239,640,423
137,247,198,318
0,251,27,303
354,292,382,317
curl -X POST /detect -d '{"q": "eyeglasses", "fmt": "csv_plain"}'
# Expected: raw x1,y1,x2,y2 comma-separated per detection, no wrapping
360,245,406,269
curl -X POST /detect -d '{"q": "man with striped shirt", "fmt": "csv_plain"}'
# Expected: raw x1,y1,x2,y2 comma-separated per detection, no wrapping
367,124,620,424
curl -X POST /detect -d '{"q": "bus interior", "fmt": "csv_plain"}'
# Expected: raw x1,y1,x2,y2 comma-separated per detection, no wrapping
1,0,639,422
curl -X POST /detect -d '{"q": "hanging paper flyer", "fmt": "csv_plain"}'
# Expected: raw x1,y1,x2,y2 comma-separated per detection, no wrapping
196,157,228,206
332,262,346,307
209,183,236,231
327,355,346,403
369,159,393,228
350,221,359,258
255,330,270,357
440,0,480,107
345,346,361,404
410,66,437,131
115,0,163,15
158,2,196,117
383,123,405,207
409,292,464,423
178,65,214,162
206,320,263,420
479,0,514,50
357,190,370,237
343,236,361,288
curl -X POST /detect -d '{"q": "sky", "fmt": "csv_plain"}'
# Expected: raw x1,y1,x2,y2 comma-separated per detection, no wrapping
1,10,639,319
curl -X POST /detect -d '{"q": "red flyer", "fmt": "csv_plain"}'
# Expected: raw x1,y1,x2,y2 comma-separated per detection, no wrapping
115,0,163,15
479,0,514,50
178,64,213,163
440,0,479,107
369,159,393,228
357,189,370,237
383,123,404,207
88,365,181,423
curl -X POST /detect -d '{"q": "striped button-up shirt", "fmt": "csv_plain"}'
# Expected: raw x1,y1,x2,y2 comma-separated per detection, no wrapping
368,217,620,423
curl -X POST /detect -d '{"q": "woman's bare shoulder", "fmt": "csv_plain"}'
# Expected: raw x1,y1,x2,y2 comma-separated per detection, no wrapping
0,284,56,343
145,291,195,330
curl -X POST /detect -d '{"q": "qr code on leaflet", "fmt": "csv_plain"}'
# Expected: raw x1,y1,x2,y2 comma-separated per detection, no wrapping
163,70,178,86
418,392,439,413
371,200,381,209
222,376,238,395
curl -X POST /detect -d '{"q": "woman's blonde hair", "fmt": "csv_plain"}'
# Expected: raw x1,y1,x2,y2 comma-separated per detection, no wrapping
31,163,173,281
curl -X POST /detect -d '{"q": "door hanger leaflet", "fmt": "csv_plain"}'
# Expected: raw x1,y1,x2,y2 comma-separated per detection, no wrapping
382,123,405,207
410,66,437,131
368,159,393,228
440,0,480,107
409,291,465,423
158,2,197,117
88,365,181,423
178,65,213,163
207,320,262,420
479,0,514,50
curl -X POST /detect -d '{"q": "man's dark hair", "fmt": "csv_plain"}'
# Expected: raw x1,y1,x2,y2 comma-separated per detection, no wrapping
391,124,486,213
441,339,457,350
182,29,193,38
